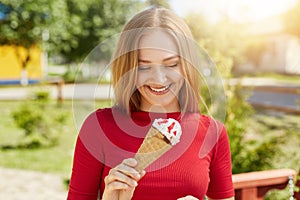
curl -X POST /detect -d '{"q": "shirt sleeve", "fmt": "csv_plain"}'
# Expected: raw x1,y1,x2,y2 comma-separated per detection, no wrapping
206,124,235,199
67,113,104,200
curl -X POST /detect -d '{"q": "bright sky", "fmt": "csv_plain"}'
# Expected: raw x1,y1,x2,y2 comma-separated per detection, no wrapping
170,0,298,23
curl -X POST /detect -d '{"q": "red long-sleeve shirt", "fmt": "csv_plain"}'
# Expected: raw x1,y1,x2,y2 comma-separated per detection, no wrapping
67,107,234,199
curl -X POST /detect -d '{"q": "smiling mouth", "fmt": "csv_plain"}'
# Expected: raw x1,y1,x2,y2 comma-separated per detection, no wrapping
148,84,171,94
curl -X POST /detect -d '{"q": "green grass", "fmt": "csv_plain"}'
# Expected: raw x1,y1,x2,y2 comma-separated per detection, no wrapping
248,111,300,170
0,100,111,178
0,100,74,177
245,110,300,200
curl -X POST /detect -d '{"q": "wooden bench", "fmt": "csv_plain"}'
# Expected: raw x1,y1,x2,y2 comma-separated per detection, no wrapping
232,169,298,200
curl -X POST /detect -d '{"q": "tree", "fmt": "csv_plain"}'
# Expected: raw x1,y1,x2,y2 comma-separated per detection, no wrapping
0,0,141,84
0,0,69,84
56,0,141,63
145,0,170,8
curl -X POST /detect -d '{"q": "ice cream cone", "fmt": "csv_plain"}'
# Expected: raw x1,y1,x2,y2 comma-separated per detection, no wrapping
134,118,182,172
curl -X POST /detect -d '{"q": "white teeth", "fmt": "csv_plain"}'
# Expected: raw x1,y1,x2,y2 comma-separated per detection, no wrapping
150,85,170,92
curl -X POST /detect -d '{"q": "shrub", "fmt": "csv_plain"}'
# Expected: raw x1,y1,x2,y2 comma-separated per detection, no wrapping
201,80,284,173
225,84,284,173
10,90,68,148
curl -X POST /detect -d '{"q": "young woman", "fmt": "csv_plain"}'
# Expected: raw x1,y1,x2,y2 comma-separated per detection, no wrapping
67,7,235,200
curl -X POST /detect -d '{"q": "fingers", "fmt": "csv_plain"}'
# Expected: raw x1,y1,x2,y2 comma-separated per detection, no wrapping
106,168,138,187
104,158,145,190
117,158,141,180
119,158,142,181
140,169,146,178
122,158,146,178
123,158,138,167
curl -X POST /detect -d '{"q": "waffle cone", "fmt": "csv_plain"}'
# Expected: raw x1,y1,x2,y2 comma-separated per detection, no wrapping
134,127,172,172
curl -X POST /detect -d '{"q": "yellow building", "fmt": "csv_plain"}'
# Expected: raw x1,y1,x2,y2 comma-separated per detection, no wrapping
0,45,43,84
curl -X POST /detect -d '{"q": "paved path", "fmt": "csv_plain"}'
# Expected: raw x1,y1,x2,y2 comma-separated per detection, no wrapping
0,167,67,200
231,78,300,113
1,79,299,113
0,83,112,100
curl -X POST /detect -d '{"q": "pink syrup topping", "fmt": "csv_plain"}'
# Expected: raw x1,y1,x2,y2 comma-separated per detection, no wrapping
152,118,182,145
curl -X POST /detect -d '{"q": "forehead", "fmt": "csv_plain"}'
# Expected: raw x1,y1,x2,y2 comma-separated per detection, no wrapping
138,29,178,55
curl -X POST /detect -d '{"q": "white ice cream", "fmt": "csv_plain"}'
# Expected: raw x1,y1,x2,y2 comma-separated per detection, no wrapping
152,118,182,145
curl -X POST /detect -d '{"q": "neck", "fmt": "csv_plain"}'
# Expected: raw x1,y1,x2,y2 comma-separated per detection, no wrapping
140,104,180,113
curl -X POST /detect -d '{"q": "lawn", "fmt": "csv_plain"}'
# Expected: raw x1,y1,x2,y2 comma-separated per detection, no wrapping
0,100,111,178
247,110,300,171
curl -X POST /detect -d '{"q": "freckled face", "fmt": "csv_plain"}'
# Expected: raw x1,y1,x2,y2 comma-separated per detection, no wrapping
136,30,184,112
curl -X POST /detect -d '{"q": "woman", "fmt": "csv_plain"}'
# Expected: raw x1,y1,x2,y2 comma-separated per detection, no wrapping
68,7,235,200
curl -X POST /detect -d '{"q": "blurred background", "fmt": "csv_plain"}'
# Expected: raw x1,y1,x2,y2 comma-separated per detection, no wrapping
0,0,299,199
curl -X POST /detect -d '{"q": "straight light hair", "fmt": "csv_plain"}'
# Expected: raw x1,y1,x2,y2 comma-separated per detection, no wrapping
111,7,202,114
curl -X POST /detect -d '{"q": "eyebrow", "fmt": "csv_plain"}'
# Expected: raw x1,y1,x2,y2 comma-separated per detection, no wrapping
138,56,179,63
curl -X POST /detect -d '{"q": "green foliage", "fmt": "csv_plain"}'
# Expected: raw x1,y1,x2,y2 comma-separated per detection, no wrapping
0,100,112,177
9,91,68,148
0,0,52,47
62,65,81,83
12,103,43,136
0,0,141,65
0,0,57,68
223,84,253,173
186,13,283,173
218,82,284,174
58,0,141,63
145,0,170,8
34,90,50,102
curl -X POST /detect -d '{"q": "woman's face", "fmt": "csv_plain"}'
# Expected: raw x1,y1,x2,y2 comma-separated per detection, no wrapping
136,30,184,112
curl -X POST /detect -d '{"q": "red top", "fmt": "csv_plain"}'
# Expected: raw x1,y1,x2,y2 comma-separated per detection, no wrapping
67,107,234,199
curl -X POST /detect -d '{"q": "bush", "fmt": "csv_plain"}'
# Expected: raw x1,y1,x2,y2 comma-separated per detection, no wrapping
62,65,82,83
225,83,285,173
9,90,68,149
201,80,284,173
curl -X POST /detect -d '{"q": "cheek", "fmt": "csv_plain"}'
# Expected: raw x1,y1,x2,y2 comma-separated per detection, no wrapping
171,70,184,83
136,72,147,88
177,68,185,86
172,71,185,90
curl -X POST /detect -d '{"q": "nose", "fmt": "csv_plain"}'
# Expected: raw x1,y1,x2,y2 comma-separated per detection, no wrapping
152,66,167,84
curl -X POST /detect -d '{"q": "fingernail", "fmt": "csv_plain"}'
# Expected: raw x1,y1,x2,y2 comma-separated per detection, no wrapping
132,159,138,165
136,173,141,178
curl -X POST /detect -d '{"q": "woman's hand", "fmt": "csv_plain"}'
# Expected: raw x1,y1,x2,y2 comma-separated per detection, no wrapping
102,158,146,200
177,196,199,200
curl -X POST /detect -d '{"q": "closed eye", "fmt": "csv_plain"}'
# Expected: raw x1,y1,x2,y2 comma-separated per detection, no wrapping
166,63,179,68
138,65,151,71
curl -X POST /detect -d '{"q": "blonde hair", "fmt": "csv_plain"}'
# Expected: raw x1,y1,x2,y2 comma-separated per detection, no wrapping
111,7,202,114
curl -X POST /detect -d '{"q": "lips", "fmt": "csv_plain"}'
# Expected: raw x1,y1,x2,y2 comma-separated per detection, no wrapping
147,84,171,95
